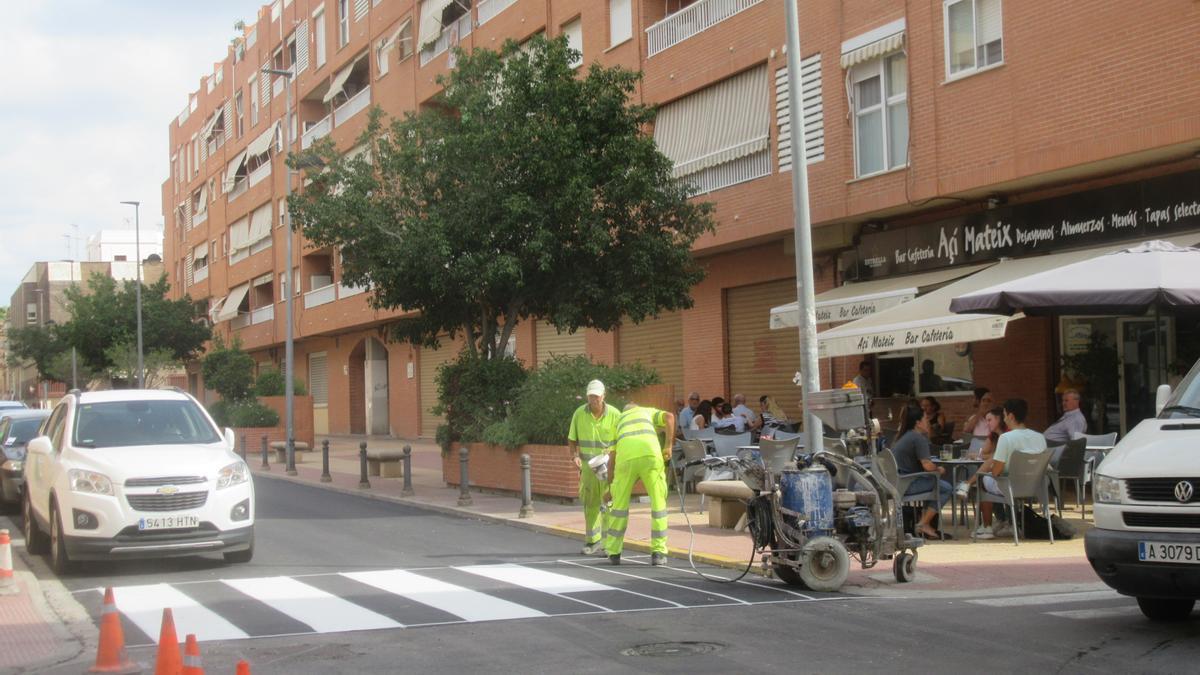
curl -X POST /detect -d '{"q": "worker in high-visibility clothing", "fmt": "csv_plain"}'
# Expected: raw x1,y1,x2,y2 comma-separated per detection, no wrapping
604,403,676,566
567,380,620,556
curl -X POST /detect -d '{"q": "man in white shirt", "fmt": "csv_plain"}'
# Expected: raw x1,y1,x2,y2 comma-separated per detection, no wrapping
677,391,700,434
852,360,874,398
974,398,1047,539
1043,389,1087,446
731,393,759,430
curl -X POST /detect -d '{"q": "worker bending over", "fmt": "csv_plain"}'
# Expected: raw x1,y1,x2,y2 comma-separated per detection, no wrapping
605,402,676,566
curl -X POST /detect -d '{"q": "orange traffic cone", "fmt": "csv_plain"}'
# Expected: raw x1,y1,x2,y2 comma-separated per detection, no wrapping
153,608,182,675
181,634,203,675
235,661,250,675
88,587,140,673
0,529,14,594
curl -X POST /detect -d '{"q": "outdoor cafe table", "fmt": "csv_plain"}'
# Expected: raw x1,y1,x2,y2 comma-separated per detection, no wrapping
932,457,985,527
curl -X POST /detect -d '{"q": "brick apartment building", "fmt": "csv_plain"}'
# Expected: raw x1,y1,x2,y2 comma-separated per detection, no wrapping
164,0,1200,440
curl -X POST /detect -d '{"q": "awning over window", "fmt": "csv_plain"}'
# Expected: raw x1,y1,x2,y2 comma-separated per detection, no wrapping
653,65,770,178
202,109,224,140
216,283,250,321
193,242,208,260
323,55,366,103
194,183,208,214
815,243,1145,358
224,149,249,190
229,216,250,253
769,264,991,329
248,202,273,245
246,122,278,158
840,18,906,69
418,0,456,46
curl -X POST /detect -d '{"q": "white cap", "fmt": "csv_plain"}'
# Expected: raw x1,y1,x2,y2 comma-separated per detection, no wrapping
586,380,605,397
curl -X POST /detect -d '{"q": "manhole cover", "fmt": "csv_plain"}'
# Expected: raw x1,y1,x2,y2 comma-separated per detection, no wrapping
621,642,724,657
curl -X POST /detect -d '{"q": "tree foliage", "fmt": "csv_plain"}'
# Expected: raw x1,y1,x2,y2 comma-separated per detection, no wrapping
290,35,714,360
201,336,256,402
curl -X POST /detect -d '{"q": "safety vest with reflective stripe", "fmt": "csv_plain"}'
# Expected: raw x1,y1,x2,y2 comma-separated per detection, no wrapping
614,406,668,461
567,403,620,457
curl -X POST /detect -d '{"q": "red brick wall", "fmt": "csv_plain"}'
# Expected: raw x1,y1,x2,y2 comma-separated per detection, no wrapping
973,316,1057,432
443,443,579,500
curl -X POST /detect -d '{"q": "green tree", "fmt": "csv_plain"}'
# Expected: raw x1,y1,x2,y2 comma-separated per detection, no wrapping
7,325,69,380
290,35,714,361
200,336,256,402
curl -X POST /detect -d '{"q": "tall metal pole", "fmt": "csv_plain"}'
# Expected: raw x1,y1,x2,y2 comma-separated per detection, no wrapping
265,66,297,476
785,0,823,456
120,200,145,388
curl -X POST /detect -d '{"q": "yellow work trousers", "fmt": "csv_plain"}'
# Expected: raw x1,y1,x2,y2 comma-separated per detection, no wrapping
579,454,606,547
605,454,669,556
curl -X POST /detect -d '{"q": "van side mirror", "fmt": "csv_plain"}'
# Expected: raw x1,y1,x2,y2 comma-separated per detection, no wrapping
224,428,236,451
1155,384,1172,416
27,437,52,456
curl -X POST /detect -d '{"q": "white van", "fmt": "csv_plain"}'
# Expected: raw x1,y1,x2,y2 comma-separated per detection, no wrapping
1086,359,1200,621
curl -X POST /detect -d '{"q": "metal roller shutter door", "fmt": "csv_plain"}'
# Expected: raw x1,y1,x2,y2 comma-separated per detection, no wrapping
617,310,683,397
727,279,802,420
419,340,462,437
535,321,586,366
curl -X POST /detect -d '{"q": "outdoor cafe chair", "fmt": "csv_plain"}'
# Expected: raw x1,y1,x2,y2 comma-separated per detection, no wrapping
682,427,716,442
1074,431,1118,486
974,447,1056,546
712,431,752,458
756,437,800,475
672,439,710,513
1048,438,1089,519
873,450,945,540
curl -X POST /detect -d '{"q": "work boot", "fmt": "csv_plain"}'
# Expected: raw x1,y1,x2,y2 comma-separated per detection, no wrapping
650,553,667,566
581,543,596,555
608,554,621,566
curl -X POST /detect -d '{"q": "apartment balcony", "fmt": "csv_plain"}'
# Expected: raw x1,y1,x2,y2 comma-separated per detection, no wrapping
193,265,209,284
646,0,764,57
304,283,337,308
227,180,248,203
194,210,208,226
477,0,518,25
302,115,331,149
338,281,367,298
419,13,473,66
248,162,272,188
273,77,284,99
333,86,371,128
231,313,252,330
250,305,274,325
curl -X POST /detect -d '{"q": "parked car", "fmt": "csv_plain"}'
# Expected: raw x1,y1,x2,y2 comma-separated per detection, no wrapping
22,389,254,574
0,401,28,411
1086,358,1200,621
0,409,51,510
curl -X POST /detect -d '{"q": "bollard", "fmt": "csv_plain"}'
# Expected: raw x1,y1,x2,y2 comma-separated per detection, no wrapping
286,438,297,476
240,434,247,461
260,435,270,470
519,454,534,518
358,442,371,489
401,445,414,496
457,447,473,506
320,439,332,483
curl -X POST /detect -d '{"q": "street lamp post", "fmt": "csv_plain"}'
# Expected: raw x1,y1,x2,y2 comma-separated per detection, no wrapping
119,200,144,388
263,65,297,476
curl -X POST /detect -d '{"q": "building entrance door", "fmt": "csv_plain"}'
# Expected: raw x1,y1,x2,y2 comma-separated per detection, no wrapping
1117,317,1173,435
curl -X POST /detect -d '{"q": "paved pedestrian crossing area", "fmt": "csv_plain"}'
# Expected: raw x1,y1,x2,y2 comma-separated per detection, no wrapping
76,556,836,645
966,588,1140,620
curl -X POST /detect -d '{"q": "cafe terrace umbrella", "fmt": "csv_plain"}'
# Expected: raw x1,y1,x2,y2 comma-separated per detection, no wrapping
948,240,1200,317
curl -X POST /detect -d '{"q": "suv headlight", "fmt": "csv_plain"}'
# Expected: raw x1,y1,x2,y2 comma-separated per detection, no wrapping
68,469,114,495
1094,474,1123,504
217,461,249,489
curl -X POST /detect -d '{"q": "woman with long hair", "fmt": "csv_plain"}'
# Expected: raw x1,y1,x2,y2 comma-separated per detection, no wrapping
955,405,1008,539
689,400,713,430
962,387,994,440
890,402,953,540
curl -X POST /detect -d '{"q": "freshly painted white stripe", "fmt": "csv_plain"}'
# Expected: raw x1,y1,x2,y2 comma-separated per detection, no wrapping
968,590,1122,607
222,576,401,633
107,584,248,642
1046,606,1140,620
341,569,545,622
558,559,749,605
459,564,614,611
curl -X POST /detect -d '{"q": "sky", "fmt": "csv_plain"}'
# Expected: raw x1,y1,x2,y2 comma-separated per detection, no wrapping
0,0,260,301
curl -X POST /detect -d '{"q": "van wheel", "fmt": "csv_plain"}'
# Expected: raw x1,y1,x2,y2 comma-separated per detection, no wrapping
49,502,74,575
1137,597,1195,621
23,491,49,555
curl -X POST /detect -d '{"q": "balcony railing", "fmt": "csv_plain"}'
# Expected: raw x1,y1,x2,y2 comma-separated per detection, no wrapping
231,313,251,330
248,162,272,187
304,283,337,308
273,77,284,98
478,0,518,25
333,85,371,127
419,12,473,66
338,281,367,298
646,0,763,57
193,265,209,283
302,115,331,149
251,305,274,325
227,179,248,202
193,209,207,226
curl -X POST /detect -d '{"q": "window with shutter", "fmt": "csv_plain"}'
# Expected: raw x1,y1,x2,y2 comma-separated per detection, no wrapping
296,20,310,73
775,54,824,172
945,0,1004,78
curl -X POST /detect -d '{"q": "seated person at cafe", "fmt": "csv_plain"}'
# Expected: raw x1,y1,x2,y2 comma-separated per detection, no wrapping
711,402,747,434
689,400,713,430
955,406,1007,538
731,393,760,430
975,398,1047,539
759,395,791,434
962,387,994,440
890,402,953,540
1043,389,1087,446
918,359,945,393
678,391,701,433
920,395,950,444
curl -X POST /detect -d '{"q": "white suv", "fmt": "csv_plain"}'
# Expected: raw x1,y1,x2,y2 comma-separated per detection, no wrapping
22,389,254,574
1086,358,1200,621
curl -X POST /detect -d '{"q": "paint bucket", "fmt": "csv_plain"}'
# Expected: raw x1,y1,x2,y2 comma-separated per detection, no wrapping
779,467,834,535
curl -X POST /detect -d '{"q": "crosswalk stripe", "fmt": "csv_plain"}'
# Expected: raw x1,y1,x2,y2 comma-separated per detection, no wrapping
1046,606,1140,620
108,583,249,643
222,576,402,633
967,590,1122,607
459,564,618,611
559,559,752,606
341,569,546,623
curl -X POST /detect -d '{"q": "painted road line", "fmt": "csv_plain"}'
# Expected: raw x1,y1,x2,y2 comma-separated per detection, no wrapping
222,576,402,633
968,590,1122,607
1045,606,1141,620
108,583,249,643
342,569,546,623
559,559,751,606
458,564,615,611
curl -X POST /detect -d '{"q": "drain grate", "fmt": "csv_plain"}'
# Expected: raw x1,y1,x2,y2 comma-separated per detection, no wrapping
621,642,724,657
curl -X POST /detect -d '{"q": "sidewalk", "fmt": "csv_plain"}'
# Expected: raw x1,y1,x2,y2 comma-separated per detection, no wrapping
257,436,1102,595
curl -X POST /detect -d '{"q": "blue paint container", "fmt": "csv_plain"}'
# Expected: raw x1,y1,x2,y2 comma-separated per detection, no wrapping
780,467,834,535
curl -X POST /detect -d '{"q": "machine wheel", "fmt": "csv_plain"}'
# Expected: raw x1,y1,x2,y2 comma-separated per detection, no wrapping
1136,597,1195,622
23,491,49,555
893,551,917,583
49,502,74,575
798,536,850,593
771,552,807,588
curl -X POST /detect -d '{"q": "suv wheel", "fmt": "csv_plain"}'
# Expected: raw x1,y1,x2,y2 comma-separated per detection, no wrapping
49,502,74,575
1137,597,1195,621
23,491,49,555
